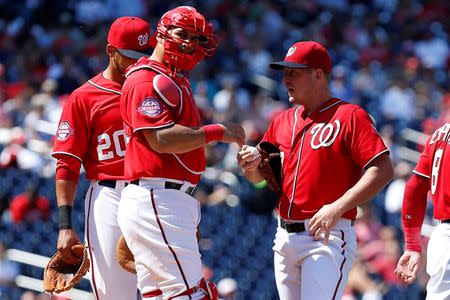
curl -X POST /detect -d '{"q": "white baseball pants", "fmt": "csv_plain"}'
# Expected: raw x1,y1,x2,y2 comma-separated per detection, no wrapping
118,178,204,299
273,218,357,300
85,180,137,300
426,222,450,300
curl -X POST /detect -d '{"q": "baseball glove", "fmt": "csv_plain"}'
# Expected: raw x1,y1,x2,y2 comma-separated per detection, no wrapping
116,235,136,274
43,243,90,294
257,141,283,195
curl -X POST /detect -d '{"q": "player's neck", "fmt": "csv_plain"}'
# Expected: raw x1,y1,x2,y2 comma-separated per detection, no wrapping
103,66,125,85
150,47,165,65
303,91,332,114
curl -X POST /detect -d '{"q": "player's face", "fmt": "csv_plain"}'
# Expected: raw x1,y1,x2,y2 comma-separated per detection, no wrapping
168,27,204,54
282,67,315,104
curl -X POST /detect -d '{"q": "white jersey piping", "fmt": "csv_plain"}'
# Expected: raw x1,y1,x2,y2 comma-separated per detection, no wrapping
51,151,83,162
412,170,430,179
88,80,121,95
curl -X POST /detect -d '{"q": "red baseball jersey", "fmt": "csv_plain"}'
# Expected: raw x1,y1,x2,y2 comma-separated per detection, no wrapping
121,58,205,183
52,73,126,180
413,123,450,220
261,98,389,220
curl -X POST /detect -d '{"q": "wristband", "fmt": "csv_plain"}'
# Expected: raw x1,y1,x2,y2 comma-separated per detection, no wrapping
203,124,224,143
58,205,73,230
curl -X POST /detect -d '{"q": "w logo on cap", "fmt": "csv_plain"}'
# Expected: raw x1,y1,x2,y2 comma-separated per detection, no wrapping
138,33,149,46
286,46,296,57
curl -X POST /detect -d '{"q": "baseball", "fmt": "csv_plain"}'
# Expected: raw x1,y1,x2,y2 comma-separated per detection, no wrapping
246,146,260,162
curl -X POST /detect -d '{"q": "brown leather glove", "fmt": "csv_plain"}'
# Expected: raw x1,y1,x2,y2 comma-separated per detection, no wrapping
43,243,90,294
257,141,283,195
116,235,136,274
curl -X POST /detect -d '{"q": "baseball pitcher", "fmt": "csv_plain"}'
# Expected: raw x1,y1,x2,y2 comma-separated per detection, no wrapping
238,41,394,300
51,17,152,299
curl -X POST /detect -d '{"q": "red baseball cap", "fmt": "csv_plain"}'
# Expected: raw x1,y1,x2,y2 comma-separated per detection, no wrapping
107,16,153,59
270,41,332,73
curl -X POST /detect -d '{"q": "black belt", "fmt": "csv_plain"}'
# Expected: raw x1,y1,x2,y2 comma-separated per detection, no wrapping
280,219,306,233
98,180,117,189
129,180,196,196
442,219,450,223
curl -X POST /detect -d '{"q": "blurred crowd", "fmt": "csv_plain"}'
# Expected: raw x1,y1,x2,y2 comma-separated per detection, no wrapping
1,0,449,299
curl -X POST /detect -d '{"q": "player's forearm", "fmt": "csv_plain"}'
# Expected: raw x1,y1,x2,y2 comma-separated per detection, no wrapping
56,180,78,207
143,124,219,154
334,154,394,216
402,174,429,251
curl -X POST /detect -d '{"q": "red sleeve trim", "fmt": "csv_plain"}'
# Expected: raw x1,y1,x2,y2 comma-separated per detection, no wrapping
404,227,422,252
56,156,81,182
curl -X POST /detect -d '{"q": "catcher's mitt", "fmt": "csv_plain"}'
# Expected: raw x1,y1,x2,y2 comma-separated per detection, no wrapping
257,141,283,195
116,235,136,274
43,243,90,294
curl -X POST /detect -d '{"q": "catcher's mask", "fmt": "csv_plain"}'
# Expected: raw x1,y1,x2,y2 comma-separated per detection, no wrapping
154,6,217,72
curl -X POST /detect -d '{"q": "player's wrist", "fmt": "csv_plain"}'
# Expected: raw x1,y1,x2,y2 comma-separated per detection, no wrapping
58,205,73,230
203,124,224,143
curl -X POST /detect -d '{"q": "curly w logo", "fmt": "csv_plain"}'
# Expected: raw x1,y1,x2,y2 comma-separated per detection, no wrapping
310,120,341,149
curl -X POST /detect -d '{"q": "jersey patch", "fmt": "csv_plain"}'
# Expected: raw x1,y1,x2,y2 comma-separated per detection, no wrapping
137,97,164,117
56,121,74,141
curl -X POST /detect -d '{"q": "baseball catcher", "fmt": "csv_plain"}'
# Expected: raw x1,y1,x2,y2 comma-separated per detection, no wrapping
43,243,89,294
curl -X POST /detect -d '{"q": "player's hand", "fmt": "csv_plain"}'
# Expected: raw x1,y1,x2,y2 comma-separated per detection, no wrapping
308,203,343,244
219,122,245,148
237,145,261,171
57,229,82,265
394,250,423,284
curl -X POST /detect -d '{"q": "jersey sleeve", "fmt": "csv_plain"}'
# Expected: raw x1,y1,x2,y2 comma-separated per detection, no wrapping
127,80,177,132
413,136,433,178
52,92,89,162
345,108,389,168
261,118,278,145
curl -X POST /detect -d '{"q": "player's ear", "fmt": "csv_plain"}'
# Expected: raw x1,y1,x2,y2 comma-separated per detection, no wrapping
314,69,322,80
106,44,115,57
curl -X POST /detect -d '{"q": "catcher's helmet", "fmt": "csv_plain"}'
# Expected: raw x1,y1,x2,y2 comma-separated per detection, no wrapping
156,6,217,72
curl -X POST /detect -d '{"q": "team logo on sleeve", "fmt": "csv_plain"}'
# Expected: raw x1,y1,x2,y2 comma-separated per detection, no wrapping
56,121,74,141
137,97,164,117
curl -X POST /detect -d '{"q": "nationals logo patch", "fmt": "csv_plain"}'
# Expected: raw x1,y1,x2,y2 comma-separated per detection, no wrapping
56,121,74,141
137,97,163,117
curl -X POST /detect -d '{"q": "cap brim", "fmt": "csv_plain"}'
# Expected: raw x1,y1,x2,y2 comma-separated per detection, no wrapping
117,47,153,59
269,61,310,70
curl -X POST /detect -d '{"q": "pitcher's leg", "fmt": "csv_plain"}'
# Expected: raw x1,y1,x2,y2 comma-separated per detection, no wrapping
301,230,356,300
274,249,302,300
